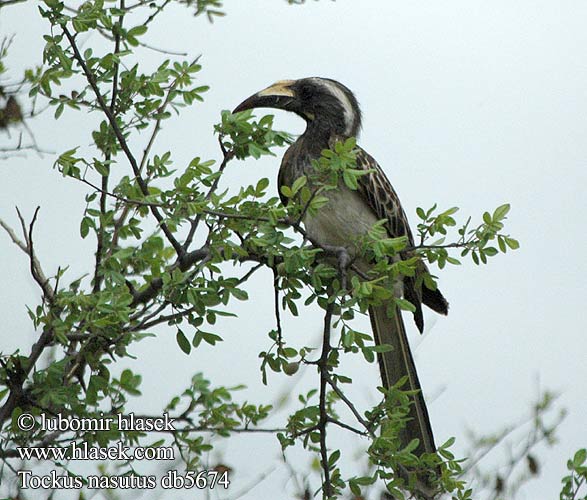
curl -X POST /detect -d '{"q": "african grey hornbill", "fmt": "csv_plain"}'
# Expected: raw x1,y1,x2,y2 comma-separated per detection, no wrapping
233,77,448,469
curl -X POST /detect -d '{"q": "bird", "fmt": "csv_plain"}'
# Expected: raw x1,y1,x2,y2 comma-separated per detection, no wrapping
233,77,448,489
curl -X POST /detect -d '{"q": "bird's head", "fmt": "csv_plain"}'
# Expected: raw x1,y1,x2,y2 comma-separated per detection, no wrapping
233,77,362,138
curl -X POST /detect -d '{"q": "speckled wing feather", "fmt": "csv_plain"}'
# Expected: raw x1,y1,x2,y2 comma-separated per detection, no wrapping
354,147,430,332
355,148,415,245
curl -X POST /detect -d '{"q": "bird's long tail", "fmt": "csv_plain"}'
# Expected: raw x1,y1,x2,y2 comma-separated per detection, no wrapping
369,302,437,491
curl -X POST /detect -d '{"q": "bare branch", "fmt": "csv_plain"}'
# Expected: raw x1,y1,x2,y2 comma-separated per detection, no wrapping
328,417,368,437
11,207,55,303
325,373,374,437
0,0,27,9
0,216,28,253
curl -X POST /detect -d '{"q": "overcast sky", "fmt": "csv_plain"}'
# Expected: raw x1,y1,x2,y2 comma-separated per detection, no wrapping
1,1,586,499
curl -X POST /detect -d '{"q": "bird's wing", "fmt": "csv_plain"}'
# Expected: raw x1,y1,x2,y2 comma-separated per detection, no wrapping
354,147,427,331
354,147,450,322
355,147,415,245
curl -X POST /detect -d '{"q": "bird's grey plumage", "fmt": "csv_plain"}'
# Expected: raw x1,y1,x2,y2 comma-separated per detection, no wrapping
233,77,448,496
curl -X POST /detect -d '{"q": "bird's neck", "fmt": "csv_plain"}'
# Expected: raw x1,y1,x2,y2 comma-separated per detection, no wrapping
280,118,351,192
300,117,348,149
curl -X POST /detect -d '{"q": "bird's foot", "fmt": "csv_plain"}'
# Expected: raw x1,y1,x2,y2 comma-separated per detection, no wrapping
317,243,351,290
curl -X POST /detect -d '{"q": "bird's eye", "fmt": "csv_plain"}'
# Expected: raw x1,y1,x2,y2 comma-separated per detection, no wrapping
298,84,313,100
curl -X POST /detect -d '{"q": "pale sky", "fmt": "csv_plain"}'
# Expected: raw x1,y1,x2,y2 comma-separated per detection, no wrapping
1,1,586,499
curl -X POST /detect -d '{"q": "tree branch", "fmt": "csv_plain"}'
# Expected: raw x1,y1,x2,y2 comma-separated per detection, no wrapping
325,374,374,437
128,246,210,306
61,24,184,257
0,0,26,9
93,0,125,293
13,207,54,303
318,300,334,498
0,324,56,426
183,135,234,252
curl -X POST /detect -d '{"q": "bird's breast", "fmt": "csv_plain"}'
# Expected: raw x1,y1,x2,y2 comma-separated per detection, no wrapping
303,185,379,256
280,141,379,255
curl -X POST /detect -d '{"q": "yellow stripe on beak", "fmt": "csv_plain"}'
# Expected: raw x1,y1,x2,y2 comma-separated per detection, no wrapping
257,80,295,98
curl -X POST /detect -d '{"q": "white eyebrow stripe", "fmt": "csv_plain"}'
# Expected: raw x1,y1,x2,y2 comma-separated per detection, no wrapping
315,79,356,135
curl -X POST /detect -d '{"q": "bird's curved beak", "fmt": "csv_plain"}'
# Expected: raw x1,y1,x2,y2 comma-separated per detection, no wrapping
232,80,296,114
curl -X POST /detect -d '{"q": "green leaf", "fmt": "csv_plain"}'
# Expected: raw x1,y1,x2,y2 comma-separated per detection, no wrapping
498,235,507,252
342,170,358,190
80,216,93,238
395,298,416,312
291,175,307,195
176,329,191,355
440,436,456,448
230,288,248,301
200,331,223,346
371,344,393,353
328,449,340,467
505,237,520,249
128,25,148,37
349,480,361,496
493,203,511,221
573,449,587,468
255,177,269,196
54,102,64,119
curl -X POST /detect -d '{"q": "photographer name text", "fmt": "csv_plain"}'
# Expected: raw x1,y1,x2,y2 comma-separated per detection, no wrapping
36,412,175,432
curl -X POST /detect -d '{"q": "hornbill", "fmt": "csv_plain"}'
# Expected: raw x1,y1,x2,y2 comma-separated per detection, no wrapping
233,77,448,491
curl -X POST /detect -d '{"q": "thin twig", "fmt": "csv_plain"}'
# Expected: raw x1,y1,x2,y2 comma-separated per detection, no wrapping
183,136,234,252
0,326,56,426
325,374,374,437
78,176,159,207
138,55,202,176
0,0,27,8
328,417,368,437
93,0,125,293
0,209,65,425
0,216,28,253
129,246,210,306
61,24,184,256
272,267,283,345
15,207,54,303
143,0,170,26
132,306,196,331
